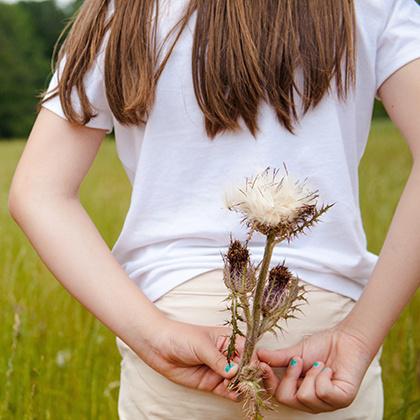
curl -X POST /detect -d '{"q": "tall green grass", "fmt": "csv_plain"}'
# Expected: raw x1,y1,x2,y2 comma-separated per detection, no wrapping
0,119,419,419
359,121,420,419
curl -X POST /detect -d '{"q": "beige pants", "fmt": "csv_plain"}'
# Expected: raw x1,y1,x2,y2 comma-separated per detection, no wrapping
116,268,384,419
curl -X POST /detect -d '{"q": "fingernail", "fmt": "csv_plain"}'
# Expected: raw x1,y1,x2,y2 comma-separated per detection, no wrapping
313,361,321,367
290,358,298,367
225,362,235,372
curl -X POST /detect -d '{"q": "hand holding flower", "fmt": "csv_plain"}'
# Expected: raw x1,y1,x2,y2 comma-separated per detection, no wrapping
130,317,256,401
257,325,376,414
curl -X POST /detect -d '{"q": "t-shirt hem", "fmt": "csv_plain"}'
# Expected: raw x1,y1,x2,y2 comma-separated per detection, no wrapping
139,267,223,303
375,47,420,100
138,266,365,303
289,267,364,301
41,102,113,134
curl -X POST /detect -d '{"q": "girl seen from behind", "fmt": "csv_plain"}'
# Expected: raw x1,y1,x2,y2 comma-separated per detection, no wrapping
8,0,420,419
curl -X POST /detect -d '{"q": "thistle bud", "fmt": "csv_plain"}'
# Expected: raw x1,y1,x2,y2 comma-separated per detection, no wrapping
222,238,257,294
261,262,293,315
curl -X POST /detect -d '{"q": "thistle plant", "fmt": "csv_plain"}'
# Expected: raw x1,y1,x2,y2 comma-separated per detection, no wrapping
220,164,335,420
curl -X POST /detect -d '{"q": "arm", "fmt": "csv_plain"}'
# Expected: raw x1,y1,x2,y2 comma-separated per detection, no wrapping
257,58,420,413
339,57,420,356
8,108,166,354
8,107,243,401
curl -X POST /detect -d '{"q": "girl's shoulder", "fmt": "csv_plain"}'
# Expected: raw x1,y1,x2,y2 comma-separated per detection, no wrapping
355,0,420,31
355,0,420,98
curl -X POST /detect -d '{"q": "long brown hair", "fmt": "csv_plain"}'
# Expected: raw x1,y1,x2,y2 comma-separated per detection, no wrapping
38,0,356,139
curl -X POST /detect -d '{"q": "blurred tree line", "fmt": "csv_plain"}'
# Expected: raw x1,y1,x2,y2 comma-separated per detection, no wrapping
0,0,82,139
0,0,390,140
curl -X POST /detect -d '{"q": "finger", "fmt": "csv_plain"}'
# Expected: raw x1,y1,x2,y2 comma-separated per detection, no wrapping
222,360,273,401
213,378,242,402
200,331,239,379
315,367,354,408
274,356,310,411
189,363,230,393
259,362,280,396
278,356,303,395
220,341,242,363
232,336,246,356
222,377,246,402
257,343,303,368
219,334,249,368
295,361,335,412
250,348,260,368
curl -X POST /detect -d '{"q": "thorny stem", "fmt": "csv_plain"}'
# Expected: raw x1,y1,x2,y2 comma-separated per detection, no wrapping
239,294,252,332
230,231,277,386
226,293,241,362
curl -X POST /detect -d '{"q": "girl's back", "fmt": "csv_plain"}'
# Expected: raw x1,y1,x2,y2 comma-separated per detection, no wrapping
41,0,420,303
10,0,420,418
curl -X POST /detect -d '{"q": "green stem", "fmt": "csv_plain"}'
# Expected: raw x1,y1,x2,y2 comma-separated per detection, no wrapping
230,231,277,385
226,293,239,362
239,294,252,332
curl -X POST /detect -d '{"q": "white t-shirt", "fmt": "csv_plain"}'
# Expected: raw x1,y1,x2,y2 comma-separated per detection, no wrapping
42,0,420,302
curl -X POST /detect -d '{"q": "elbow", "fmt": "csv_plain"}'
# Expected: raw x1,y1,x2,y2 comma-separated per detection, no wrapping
8,167,79,222
8,181,41,223
8,185,27,223
8,182,78,223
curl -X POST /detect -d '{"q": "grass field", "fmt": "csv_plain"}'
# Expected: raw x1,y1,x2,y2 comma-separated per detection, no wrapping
0,119,419,419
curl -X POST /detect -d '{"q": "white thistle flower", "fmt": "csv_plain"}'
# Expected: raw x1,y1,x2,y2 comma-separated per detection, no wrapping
224,166,318,227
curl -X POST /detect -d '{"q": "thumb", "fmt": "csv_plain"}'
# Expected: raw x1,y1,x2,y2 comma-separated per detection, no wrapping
203,340,239,379
198,330,239,379
257,343,302,368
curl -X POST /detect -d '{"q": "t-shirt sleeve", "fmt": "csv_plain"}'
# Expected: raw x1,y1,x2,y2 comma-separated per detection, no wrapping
375,0,420,99
41,47,114,134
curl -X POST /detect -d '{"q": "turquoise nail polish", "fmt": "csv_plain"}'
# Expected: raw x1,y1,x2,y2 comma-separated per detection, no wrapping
290,358,297,367
225,362,234,372
313,361,321,367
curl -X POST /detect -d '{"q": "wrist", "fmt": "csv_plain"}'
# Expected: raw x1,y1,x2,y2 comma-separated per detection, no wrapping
123,309,172,357
334,315,382,361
